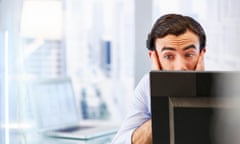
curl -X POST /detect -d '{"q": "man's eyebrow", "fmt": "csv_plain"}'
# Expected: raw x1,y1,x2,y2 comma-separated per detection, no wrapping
161,47,176,52
160,44,196,52
183,44,196,51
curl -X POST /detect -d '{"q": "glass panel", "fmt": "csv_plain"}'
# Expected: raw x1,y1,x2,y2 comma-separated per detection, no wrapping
0,30,6,144
64,0,134,122
1,0,135,143
20,0,66,78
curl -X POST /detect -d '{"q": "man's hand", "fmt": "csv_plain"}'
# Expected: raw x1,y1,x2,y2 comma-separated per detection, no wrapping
149,50,161,70
195,48,206,71
132,119,152,144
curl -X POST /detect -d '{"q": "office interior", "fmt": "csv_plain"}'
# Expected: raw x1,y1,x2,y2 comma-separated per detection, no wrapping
1,0,240,143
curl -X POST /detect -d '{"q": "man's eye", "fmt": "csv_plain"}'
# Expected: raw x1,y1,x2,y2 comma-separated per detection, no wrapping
185,53,195,58
164,55,174,60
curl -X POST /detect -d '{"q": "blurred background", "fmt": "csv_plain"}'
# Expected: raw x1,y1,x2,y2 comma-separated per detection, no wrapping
1,0,240,143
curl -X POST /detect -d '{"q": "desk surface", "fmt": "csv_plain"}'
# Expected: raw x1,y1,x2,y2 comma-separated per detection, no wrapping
7,128,116,144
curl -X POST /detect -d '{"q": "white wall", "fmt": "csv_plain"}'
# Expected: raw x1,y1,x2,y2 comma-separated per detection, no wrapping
134,0,152,86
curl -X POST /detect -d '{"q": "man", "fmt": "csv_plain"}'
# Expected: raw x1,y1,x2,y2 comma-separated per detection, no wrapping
111,13,206,144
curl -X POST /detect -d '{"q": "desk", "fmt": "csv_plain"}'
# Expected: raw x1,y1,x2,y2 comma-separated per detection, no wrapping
7,127,115,144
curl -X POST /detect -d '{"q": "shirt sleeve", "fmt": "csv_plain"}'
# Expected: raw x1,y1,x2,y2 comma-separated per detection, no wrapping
111,74,151,144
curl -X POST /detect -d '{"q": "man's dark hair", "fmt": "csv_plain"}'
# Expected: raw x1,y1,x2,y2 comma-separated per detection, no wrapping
147,14,206,51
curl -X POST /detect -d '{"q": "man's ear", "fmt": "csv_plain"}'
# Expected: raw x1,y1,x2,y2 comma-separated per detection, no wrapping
148,50,154,58
201,48,206,54
148,50,156,59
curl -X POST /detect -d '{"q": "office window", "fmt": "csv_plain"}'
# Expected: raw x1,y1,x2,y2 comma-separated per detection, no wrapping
64,0,134,121
2,0,135,143
22,39,66,77
20,0,66,78
1,0,134,141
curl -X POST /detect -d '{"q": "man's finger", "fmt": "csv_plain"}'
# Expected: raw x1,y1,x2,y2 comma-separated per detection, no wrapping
195,49,206,71
151,51,161,70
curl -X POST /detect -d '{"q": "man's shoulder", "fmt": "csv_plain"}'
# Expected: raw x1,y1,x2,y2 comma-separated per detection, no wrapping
142,73,150,81
136,73,150,89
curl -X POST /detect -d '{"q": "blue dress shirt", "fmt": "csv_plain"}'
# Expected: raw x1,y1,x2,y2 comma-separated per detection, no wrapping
111,74,151,144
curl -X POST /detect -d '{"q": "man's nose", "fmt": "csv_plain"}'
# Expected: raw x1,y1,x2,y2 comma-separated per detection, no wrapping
174,58,188,71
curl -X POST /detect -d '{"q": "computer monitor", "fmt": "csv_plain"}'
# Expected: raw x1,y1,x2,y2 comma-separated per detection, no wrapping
150,71,240,144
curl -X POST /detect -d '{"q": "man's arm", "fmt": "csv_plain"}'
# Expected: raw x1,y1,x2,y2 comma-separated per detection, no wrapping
111,74,151,144
130,50,159,144
132,119,152,144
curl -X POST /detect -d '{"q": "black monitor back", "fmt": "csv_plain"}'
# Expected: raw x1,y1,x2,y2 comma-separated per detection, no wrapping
150,71,240,144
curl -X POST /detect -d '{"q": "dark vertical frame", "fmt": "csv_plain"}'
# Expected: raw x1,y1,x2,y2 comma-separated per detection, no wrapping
151,97,170,144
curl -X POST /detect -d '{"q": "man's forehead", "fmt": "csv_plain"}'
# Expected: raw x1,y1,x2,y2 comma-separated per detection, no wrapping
155,30,200,48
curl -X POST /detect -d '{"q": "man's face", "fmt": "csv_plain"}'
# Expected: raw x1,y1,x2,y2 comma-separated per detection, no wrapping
154,30,204,70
